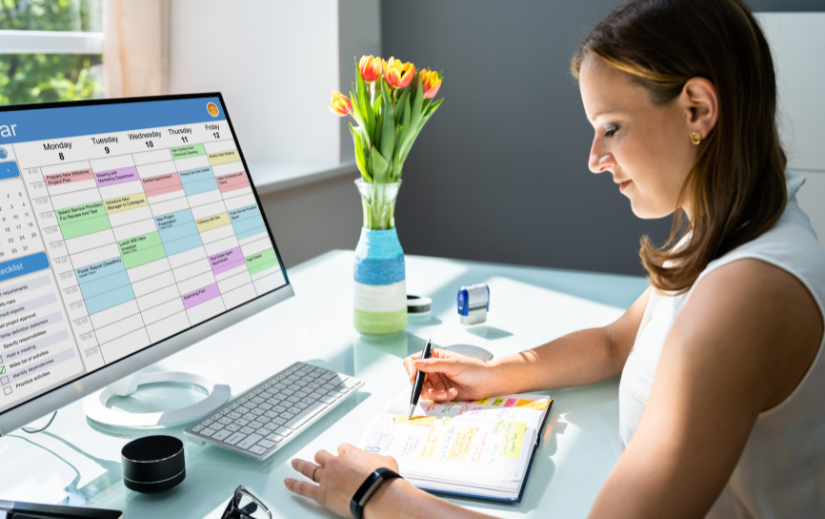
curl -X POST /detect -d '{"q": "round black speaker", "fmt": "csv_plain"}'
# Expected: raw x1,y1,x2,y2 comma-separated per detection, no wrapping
121,435,186,493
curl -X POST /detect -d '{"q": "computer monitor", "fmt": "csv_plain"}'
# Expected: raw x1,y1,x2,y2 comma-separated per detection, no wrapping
0,94,294,435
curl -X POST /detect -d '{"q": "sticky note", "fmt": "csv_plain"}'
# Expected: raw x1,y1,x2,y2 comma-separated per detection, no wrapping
515,399,551,411
499,421,527,459
476,397,491,405
503,398,517,407
491,398,505,407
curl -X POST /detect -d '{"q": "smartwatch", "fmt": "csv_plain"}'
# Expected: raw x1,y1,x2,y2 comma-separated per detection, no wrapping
350,468,403,519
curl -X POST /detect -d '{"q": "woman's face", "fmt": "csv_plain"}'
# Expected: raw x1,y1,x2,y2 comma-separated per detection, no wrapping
579,55,697,219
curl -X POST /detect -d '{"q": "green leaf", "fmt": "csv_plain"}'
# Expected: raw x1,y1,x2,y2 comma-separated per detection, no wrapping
393,94,412,166
394,90,409,125
399,98,443,167
370,146,389,184
355,57,375,142
374,106,384,151
380,78,396,166
350,123,371,182
423,97,443,118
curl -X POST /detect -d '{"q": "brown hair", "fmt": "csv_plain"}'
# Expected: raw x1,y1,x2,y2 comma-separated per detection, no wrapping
571,0,787,293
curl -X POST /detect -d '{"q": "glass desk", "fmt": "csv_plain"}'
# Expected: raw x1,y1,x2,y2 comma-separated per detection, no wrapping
0,250,648,518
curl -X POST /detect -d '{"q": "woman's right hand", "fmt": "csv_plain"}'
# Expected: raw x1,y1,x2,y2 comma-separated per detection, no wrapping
403,348,498,402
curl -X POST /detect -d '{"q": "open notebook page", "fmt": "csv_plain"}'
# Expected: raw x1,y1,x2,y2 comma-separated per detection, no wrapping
359,391,553,498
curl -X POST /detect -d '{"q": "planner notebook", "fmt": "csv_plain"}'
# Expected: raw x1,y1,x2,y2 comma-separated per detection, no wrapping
358,391,554,502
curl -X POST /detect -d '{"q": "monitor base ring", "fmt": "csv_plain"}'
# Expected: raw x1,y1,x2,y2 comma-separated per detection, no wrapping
82,371,231,429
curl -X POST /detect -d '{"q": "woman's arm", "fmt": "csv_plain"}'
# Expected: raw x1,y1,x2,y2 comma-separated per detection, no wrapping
587,259,823,518
485,285,652,394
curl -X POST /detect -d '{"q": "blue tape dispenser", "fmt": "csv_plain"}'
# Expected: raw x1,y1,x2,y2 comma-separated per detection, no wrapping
457,284,489,325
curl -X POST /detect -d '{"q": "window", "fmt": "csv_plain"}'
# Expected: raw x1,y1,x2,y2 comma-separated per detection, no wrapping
0,0,104,105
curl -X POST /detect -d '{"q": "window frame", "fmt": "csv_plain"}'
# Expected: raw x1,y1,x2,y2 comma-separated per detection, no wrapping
0,29,103,54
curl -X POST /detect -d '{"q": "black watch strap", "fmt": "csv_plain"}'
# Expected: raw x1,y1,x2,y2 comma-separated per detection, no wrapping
350,468,402,519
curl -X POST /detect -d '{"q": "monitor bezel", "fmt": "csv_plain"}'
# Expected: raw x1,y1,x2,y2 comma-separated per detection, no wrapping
0,93,294,435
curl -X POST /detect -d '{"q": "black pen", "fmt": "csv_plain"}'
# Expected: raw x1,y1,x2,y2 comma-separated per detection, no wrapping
408,339,433,419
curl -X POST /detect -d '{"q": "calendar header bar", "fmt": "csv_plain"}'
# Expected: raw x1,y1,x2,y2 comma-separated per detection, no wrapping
0,96,227,145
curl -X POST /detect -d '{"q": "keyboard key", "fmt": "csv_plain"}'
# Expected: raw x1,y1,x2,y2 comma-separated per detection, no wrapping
257,439,276,449
285,402,328,430
287,396,301,404
259,403,272,411
282,412,295,420
344,379,359,388
251,397,265,404
225,432,247,445
249,445,267,455
238,434,263,449
275,426,294,437
307,382,321,389
226,424,241,432
281,389,295,396
272,417,287,425
236,418,250,427
203,419,214,426
295,391,309,398
319,396,336,404
258,416,272,424
219,417,233,425
211,414,222,421
288,406,302,414
273,405,287,413
243,413,257,421
227,411,242,420
264,411,280,419
256,427,273,436
211,423,225,431
266,433,284,443
249,421,264,429
240,427,256,435
213,429,232,441
326,391,343,399
220,408,233,415
201,428,217,437
192,425,204,432
296,402,310,410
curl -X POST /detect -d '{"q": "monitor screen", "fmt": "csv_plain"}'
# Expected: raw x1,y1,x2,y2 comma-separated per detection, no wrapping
0,95,288,417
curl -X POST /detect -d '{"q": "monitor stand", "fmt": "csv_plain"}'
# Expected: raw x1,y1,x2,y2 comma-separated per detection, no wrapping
82,371,231,429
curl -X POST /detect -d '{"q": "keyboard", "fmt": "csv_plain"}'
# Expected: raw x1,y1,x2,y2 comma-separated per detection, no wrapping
184,362,363,460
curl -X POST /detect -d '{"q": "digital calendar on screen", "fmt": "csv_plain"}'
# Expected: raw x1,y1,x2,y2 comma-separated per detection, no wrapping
0,96,286,411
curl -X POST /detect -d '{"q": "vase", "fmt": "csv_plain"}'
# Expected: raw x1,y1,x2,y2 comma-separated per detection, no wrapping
353,179,407,336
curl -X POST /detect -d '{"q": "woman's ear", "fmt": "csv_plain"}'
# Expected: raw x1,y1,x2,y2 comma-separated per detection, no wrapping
681,77,718,141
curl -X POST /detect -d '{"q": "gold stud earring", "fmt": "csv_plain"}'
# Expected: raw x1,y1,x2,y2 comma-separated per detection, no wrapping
691,131,702,145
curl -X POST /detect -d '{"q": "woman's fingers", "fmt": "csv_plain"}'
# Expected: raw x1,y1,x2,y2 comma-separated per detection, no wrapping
284,478,322,502
292,458,321,480
314,449,335,467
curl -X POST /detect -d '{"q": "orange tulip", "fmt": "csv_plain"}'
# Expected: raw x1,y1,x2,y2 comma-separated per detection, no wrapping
359,55,383,83
327,91,352,117
382,57,415,89
419,69,442,99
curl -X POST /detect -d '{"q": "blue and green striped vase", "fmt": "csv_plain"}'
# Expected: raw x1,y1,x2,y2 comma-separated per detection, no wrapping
353,180,407,335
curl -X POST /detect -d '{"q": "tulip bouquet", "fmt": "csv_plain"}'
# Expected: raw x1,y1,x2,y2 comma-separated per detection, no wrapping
329,56,443,185
329,56,443,230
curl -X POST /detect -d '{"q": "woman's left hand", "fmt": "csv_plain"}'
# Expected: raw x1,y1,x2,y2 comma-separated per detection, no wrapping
285,443,400,518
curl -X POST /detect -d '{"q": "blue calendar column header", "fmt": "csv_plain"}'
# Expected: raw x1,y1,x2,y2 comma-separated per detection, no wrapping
0,96,227,145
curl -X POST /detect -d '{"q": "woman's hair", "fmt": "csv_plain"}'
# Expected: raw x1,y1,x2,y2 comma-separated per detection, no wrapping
571,0,787,293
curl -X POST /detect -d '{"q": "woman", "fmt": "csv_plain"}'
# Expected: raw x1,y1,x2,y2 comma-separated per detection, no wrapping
285,0,825,517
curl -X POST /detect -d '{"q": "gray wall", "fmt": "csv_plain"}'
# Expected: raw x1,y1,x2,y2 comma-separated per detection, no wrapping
380,0,824,277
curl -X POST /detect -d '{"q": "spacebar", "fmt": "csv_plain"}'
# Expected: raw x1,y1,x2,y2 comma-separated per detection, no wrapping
284,402,328,430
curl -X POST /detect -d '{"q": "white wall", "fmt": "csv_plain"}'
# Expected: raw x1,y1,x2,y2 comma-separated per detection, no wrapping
167,0,341,164
758,13,825,242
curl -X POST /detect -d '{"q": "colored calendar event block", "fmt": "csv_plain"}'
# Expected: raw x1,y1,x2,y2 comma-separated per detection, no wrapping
209,246,245,275
245,248,278,276
104,193,148,214
94,166,139,187
116,232,167,269
195,212,230,233
229,204,266,240
142,173,183,198
216,171,249,194
56,201,111,239
179,166,218,196
75,257,135,314
207,149,239,166
155,209,202,256
170,144,205,160
181,282,220,309
44,168,94,187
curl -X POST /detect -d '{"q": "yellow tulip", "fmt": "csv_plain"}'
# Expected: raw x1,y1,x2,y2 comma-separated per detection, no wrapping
327,91,352,117
419,69,442,99
382,57,415,89
359,55,383,83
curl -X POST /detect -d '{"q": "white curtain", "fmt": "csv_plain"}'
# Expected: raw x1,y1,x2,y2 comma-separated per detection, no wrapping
104,0,170,97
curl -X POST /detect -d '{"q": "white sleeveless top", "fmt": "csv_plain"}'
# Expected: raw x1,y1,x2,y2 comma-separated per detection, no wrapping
618,171,825,518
